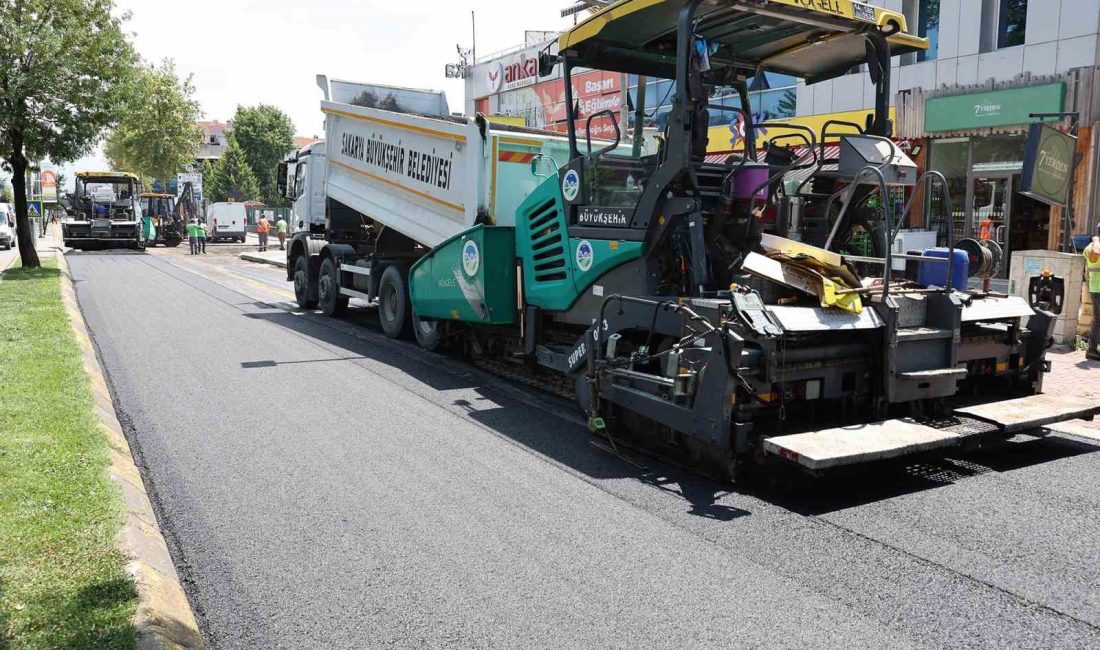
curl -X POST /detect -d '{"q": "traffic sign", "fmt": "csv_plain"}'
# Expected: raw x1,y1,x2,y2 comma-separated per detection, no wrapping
27,200,42,217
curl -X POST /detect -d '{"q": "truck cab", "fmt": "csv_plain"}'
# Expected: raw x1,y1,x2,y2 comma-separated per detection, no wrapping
279,141,327,236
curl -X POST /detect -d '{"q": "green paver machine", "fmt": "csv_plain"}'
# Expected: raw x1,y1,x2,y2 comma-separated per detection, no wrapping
293,0,1098,480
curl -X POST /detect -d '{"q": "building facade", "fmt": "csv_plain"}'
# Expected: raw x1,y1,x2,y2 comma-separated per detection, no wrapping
196,120,231,163
883,0,1100,280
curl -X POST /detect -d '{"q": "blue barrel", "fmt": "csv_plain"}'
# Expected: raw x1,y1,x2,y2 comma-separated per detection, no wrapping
917,248,969,290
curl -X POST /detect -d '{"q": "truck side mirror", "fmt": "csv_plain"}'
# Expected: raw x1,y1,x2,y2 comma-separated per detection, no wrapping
538,51,558,78
277,162,288,197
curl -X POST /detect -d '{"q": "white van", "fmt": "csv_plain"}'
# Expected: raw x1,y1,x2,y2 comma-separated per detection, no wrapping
205,202,247,243
0,203,15,250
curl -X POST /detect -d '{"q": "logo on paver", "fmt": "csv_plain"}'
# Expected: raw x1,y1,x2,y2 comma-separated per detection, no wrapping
561,169,579,202
462,239,480,277
575,239,594,272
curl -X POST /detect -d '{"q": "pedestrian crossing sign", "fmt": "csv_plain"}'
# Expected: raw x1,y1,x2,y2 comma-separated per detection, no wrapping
27,200,42,217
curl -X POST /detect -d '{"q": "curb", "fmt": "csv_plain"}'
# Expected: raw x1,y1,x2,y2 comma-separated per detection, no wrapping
55,252,204,649
239,252,287,269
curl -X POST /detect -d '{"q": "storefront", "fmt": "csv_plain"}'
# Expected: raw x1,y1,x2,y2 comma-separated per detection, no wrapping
465,40,627,140
897,79,1086,279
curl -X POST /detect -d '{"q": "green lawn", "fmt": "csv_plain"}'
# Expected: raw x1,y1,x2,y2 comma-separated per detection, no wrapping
0,260,137,648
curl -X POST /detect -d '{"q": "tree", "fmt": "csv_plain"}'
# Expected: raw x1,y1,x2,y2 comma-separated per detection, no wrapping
378,93,402,113
206,136,259,203
776,89,797,119
350,90,379,108
230,105,294,205
104,59,202,188
0,0,137,267
1,179,12,203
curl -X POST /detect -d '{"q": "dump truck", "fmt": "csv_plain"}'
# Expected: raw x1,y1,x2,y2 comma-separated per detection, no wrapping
64,171,148,250
284,0,1097,481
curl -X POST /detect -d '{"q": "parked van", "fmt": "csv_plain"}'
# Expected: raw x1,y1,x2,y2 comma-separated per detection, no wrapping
205,202,247,243
0,203,15,250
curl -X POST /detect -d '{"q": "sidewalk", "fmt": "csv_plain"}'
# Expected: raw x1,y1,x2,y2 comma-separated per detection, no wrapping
239,246,286,269
1041,347,1100,436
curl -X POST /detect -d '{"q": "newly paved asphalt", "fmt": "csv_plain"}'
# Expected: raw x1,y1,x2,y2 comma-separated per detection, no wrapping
68,249,1100,648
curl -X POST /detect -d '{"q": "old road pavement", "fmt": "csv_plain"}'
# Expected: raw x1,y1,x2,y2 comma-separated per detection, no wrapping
66,245,1100,648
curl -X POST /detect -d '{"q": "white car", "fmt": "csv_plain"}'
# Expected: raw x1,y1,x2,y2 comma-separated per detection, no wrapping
0,203,15,250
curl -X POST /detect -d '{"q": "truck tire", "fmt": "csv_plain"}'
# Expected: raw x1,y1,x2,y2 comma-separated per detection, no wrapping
293,255,318,309
319,257,348,317
378,265,412,339
412,311,443,351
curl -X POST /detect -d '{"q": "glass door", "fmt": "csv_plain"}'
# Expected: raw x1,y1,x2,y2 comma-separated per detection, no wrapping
965,173,1012,277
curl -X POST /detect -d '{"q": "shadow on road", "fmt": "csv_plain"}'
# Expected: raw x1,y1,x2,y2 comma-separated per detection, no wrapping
242,303,1100,519
243,305,752,521
751,434,1100,516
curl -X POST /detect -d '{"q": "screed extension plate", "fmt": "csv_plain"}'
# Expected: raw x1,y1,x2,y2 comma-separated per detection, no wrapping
763,418,959,471
955,394,1100,434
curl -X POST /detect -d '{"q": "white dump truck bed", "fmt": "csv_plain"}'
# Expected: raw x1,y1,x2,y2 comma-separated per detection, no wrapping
321,100,574,248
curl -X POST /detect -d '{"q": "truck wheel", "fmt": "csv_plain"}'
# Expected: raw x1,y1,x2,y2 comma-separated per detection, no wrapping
412,312,443,351
293,255,318,309
378,265,412,339
318,257,348,317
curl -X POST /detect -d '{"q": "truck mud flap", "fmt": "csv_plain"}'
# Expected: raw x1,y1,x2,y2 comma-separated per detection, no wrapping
763,419,962,471
954,394,1099,434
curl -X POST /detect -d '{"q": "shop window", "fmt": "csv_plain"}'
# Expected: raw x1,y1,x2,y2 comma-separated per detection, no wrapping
971,133,1026,173
926,138,969,245
997,0,1027,49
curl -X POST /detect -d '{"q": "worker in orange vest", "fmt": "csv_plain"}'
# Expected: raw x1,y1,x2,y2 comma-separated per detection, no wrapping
1085,223,1100,361
256,214,270,252
979,219,993,241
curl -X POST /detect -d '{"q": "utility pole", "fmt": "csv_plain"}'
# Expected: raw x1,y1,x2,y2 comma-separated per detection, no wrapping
471,11,477,64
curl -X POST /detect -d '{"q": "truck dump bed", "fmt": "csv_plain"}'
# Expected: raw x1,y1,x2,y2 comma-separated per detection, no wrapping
321,101,574,248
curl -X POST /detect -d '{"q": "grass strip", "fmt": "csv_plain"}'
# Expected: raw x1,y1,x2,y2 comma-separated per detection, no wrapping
0,260,137,648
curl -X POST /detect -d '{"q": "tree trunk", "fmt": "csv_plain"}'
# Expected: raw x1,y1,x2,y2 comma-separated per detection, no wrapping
10,135,41,268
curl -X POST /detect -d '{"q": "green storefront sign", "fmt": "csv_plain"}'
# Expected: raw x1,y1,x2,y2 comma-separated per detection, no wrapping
924,83,1064,132
1020,122,1075,207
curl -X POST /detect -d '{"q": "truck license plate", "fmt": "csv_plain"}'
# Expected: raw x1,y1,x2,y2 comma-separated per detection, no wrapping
852,2,875,22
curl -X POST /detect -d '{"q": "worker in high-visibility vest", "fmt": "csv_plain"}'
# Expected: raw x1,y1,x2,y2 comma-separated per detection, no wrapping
187,219,202,255
1085,223,1100,360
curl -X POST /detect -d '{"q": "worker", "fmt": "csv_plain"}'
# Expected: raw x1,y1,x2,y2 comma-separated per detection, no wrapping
276,214,288,250
256,214,270,252
198,219,208,254
1084,223,1100,361
187,218,201,255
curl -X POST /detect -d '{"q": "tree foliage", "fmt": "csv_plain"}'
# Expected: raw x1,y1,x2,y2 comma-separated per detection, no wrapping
776,89,797,118
206,136,259,203
0,0,137,267
104,59,202,186
350,90,379,108
229,105,294,205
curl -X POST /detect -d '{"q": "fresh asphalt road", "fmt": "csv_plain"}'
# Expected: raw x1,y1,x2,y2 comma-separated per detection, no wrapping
68,249,1100,648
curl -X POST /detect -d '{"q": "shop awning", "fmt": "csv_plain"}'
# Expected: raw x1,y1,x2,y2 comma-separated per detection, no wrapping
703,144,841,170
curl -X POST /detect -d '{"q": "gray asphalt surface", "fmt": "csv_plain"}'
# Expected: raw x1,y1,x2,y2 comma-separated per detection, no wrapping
0,244,16,272
68,249,1100,648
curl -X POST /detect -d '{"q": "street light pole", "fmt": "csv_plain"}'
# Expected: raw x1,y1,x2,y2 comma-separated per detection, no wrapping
1030,111,1080,253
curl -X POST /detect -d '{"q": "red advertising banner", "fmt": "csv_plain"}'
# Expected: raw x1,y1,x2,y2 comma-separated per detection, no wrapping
538,70,622,139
